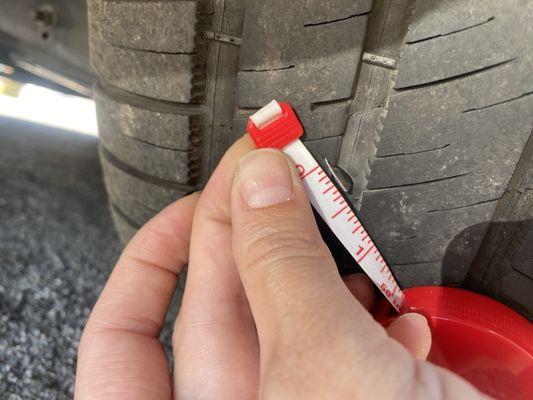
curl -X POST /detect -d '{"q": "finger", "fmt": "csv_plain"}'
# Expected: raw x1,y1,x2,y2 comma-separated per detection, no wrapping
230,149,386,354
342,273,376,310
343,275,430,360
386,313,432,360
76,194,198,400
173,136,259,399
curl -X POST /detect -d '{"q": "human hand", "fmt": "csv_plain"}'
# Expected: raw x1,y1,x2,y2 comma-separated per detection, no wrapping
75,136,488,399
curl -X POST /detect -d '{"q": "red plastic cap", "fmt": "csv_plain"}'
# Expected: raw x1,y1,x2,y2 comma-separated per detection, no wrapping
247,102,303,149
374,287,533,399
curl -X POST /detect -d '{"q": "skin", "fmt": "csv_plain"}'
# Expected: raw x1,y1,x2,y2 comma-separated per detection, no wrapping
75,136,488,399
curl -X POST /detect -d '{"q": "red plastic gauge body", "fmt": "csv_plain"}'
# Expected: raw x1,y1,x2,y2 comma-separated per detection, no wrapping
374,286,533,399
247,102,303,149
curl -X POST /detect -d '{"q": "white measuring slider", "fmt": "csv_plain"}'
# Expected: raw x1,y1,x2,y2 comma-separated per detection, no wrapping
247,100,404,311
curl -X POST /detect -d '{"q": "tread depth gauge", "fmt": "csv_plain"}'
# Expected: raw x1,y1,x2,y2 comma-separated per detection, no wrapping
247,100,404,312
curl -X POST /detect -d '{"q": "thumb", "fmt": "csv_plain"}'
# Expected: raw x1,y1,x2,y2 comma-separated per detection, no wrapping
230,149,379,349
230,149,488,400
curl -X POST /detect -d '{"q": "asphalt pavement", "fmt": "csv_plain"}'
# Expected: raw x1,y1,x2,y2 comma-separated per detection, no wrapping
0,117,176,399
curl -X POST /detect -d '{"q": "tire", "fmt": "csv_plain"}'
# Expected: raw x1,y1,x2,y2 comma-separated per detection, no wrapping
88,0,533,318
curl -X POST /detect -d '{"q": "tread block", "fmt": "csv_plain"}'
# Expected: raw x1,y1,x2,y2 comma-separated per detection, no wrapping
94,86,201,151
91,0,203,53
237,18,366,103
109,193,157,228
111,207,140,244
231,117,248,140
501,271,533,317
391,262,442,286
239,69,351,139
366,202,497,286
362,172,502,232
240,1,368,70
99,126,194,183
103,163,161,228
396,7,527,89
508,216,533,280
306,105,350,140
91,40,201,103
237,0,369,143
369,97,533,188
100,151,190,211
379,69,533,156
238,67,358,107
304,136,341,164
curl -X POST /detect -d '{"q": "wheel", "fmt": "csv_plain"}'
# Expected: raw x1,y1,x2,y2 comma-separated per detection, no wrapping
88,0,533,319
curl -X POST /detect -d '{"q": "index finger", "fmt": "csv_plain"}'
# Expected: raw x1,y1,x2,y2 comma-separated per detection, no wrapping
75,193,198,400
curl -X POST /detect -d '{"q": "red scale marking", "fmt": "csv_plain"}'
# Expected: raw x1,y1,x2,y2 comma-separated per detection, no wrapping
333,194,343,202
318,175,328,182
301,165,320,179
361,233,369,242
323,185,335,194
331,204,349,219
347,214,356,221
357,244,376,263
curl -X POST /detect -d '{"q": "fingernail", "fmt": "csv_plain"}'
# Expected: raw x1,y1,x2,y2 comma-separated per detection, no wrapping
237,149,294,209
395,313,429,329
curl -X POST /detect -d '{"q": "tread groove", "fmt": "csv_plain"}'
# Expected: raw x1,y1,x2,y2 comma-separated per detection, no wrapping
426,197,501,214
392,260,440,266
111,202,142,230
406,16,495,45
109,42,199,56
303,11,372,27
463,91,533,114
395,58,516,92
96,80,204,115
119,133,191,152
376,143,450,159
242,65,295,72
368,171,472,191
303,134,343,143
311,97,352,111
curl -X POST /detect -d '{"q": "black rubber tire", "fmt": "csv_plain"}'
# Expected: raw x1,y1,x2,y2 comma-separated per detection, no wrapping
88,0,533,319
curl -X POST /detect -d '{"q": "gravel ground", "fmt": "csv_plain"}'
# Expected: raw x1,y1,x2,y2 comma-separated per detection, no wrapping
0,117,177,399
